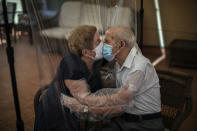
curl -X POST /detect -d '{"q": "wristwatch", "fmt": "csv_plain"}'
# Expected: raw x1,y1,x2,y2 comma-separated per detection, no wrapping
83,105,88,113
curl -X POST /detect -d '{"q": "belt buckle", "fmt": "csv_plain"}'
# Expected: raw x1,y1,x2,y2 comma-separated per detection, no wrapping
138,115,143,122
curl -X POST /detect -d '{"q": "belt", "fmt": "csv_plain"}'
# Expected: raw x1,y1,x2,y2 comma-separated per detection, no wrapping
119,112,162,122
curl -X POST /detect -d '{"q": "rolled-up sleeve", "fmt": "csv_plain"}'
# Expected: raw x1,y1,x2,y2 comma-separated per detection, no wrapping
125,70,145,93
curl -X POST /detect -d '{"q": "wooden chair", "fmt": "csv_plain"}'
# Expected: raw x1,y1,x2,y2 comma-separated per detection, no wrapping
34,85,49,115
157,69,193,131
169,39,197,69
34,69,193,131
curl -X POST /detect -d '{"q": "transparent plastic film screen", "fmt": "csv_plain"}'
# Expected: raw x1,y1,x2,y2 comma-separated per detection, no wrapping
26,0,137,130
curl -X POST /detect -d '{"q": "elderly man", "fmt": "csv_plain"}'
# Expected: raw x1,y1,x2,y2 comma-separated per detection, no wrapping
63,26,164,131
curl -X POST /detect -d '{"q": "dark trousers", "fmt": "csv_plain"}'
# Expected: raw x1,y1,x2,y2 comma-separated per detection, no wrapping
101,116,164,131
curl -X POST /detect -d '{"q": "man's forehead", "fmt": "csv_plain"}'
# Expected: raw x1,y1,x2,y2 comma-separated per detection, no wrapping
106,29,113,34
104,28,117,41
104,33,111,41
107,27,118,33
105,31,113,38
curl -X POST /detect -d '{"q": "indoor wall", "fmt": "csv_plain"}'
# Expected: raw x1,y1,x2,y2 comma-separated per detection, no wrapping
141,0,197,47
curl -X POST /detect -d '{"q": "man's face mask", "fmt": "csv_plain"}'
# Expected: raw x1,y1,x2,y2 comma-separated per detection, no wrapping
93,42,103,60
102,43,120,62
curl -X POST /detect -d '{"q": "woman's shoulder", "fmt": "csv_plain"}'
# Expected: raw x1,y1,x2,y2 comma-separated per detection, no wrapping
61,52,82,66
58,52,87,79
63,52,78,60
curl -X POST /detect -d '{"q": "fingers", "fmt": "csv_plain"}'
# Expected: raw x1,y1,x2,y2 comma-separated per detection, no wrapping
61,93,81,108
60,93,85,113
60,93,73,105
123,83,129,90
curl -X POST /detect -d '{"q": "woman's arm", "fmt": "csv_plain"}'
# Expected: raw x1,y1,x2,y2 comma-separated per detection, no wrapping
65,79,133,107
65,71,145,107
61,94,124,115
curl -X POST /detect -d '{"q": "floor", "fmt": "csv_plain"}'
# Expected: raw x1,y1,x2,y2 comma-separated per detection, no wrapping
0,37,196,131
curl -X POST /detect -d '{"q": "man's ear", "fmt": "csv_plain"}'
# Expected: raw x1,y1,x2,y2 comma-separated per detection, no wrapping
120,40,126,48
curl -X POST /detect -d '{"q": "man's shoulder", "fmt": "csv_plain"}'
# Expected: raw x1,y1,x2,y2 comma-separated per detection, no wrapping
132,53,151,72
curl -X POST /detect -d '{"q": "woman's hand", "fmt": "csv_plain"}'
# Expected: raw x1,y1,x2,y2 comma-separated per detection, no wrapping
60,93,85,113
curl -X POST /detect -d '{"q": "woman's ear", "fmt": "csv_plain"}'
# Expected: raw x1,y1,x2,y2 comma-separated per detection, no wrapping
81,49,89,57
82,49,93,57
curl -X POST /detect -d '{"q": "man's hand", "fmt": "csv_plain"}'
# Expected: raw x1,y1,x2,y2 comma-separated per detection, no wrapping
60,93,85,113
64,79,90,99
116,84,133,104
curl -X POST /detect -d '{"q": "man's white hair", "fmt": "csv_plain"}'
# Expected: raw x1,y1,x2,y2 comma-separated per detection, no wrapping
110,26,135,48
108,26,141,52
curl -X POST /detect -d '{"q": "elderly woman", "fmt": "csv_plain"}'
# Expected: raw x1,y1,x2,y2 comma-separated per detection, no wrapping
34,25,107,131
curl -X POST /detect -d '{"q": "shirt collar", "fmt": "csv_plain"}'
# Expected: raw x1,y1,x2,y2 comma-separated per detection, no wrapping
117,46,138,71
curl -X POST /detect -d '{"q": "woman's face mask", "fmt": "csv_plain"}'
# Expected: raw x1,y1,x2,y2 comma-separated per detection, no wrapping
92,42,103,60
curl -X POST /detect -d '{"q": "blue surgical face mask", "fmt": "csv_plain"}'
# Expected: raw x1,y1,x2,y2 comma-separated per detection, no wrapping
102,43,115,62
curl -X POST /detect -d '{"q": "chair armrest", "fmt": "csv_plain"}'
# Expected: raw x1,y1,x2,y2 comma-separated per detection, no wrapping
171,96,193,131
